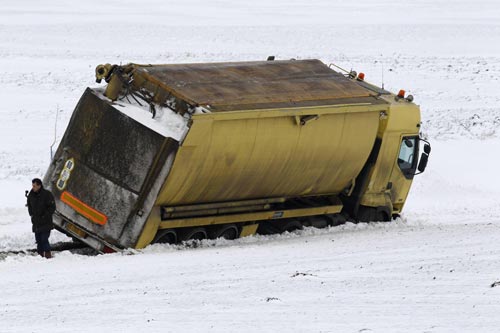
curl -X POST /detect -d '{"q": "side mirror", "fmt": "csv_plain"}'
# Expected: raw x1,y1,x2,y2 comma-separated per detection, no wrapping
417,153,429,172
423,143,431,155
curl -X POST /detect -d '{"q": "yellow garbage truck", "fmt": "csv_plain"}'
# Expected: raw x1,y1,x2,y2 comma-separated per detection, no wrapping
44,59,430,253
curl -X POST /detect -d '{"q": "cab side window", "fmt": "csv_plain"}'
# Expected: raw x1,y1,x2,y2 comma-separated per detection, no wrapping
397,137,418,179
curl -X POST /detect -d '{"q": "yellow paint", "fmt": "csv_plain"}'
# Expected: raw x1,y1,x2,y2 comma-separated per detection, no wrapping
240,224,259,237
134,207,162,249
156,104,385,206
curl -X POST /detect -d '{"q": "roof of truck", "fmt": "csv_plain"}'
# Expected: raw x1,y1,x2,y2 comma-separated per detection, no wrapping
135,59,384,112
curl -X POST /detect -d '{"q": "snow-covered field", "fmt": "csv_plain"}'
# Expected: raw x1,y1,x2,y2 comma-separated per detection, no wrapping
1,0,500,332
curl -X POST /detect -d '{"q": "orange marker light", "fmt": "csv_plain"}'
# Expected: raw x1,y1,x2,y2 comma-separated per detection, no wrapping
397,89,406,98
358,72,365,81
61,191,108,225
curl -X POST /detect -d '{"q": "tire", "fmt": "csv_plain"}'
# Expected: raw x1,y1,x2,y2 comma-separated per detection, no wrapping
279,219,303,233
307,216,329,229
325,213,347,226
153,229,178,244
209,224,239,240
358,206,390,222
178,227,207,242
257,219,303,235
257,221,281,235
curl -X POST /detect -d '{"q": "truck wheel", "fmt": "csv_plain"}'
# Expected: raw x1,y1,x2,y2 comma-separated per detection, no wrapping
258,219,303,234
210,224,239,240
377,210,390,222
307,216,329,229
257,222,281,235
279,219,303,233
153,229,177,244
358,206,390,222
179,227,207,241
326,213,347,226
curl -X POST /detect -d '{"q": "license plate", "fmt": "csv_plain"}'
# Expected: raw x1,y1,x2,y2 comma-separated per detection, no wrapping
66,222,87,238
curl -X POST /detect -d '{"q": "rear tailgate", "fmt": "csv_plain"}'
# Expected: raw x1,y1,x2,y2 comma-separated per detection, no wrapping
44,88,179,250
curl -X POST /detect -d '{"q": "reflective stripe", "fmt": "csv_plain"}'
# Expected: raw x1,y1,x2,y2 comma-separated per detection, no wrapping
60,191,108,225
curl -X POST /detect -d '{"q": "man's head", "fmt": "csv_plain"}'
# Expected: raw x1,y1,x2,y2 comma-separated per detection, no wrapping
32,178,43,193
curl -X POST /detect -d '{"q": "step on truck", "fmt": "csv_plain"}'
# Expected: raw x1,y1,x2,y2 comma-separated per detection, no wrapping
43,59,430,253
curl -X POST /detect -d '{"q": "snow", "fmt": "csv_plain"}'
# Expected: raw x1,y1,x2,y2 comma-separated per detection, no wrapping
96,90,189,141
1,0,500,332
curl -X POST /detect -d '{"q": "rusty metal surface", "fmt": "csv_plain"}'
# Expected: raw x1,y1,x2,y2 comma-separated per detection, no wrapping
135,60,373,111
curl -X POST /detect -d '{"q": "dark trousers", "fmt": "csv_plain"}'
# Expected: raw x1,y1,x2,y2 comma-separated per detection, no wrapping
35,230,51,253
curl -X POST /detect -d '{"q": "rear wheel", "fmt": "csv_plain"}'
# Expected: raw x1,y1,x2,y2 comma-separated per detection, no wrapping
178,227,207,242
257,221,280,235
325,213,347,226
209,224,239,240
280,219,303,233
258,219,303,235
305,216,329,229
153,229,177,244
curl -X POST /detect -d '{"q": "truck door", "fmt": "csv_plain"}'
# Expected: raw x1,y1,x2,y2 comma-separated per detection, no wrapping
388,135,419,213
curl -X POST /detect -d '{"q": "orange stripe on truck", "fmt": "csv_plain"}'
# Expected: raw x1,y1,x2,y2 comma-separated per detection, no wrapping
60,191,108,225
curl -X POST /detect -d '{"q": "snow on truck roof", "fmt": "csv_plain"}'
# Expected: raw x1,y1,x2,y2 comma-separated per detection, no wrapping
135,59,381,112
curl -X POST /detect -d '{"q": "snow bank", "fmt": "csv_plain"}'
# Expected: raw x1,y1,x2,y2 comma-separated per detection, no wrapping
1,0,500,331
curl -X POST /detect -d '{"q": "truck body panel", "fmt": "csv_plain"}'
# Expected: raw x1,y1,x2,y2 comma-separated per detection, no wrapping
156,104,383,206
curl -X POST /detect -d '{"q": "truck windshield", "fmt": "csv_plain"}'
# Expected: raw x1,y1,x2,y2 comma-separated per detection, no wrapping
397,137,418,179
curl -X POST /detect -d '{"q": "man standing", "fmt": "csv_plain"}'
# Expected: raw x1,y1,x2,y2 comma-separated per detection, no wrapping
27,178,56,259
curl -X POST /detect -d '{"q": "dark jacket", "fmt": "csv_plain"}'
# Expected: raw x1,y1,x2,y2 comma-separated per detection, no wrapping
27,187,56,233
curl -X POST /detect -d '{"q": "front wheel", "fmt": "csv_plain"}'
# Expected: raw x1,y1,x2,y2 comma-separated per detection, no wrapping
357,206,390,222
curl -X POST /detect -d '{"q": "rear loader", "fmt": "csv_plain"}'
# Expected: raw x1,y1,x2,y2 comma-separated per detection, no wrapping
43,59,430,253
